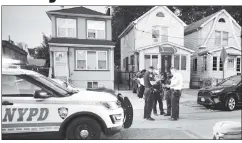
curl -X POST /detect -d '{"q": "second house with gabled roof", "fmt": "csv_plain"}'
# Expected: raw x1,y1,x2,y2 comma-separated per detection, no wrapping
46,6,115,89
185,9,241,88
119,6,194,88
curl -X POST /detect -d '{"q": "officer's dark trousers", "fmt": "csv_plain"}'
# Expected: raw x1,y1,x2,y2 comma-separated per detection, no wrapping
138,85,145,98
153,91,164,114
165,89,172,115
171,89,181,119
143,88,154,119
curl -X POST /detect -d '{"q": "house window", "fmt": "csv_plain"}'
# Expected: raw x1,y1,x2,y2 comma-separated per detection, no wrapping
228,58,234,69
213,56,218,71
203,56,207,71
57,18,76,37
161,27,168,42
152,26,160,42
219,18,225,23
144,55,158,69
98,51,107,69
215,31,221,46
215,31,229,46
193,58,197,71
152,26,168,43
174,55,180,70
156,12,165,17
152,55,158,69
76,50,107,70
87,20,106,39
237,57,241,72
222,32,229,46
219,58,223,71
87,82,98,89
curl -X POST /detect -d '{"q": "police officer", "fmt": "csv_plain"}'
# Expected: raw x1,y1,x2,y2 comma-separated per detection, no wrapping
163,72,172,116
152,72,165,116
166,67,183,121
143,66,155,121
137,69,146,99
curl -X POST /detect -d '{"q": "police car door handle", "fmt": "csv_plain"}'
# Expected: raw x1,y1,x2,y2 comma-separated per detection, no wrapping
2,101,14,106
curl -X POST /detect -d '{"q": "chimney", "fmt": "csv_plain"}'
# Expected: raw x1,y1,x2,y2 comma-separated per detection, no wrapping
106,7,112,16
8,35,11,42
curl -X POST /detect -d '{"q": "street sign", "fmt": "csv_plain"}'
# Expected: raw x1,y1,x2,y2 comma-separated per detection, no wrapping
220,47,227,79
220,47,227,63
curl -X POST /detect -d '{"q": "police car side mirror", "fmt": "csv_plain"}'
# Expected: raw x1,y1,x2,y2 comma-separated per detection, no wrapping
34,90,51,99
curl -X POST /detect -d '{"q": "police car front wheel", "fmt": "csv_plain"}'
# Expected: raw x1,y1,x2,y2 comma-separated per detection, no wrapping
66,117,101,140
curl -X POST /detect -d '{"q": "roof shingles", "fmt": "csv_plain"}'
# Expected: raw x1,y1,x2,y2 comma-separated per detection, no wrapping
184,10,221,35
49,38,115,46
47,6,106,16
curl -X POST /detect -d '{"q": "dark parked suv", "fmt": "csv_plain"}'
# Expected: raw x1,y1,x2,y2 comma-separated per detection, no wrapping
197,75,242,111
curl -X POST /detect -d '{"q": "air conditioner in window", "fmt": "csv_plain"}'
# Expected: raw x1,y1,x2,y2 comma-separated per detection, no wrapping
153,38,159,42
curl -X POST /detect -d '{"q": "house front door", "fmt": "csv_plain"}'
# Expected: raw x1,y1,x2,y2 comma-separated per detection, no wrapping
161,55,172,74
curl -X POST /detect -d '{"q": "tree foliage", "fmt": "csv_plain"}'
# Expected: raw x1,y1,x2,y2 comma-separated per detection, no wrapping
112,6,242,66
27,34,50,67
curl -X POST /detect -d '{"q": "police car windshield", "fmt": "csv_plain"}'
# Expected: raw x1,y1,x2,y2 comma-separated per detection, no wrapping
32,75,73,96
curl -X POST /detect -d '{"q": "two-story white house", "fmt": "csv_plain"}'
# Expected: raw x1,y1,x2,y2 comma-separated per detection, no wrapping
46,6,115,89
119,6,194,88
185,9,241,88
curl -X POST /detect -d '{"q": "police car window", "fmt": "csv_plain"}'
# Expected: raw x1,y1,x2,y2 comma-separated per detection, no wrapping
2,75,41,97
31,75,72,96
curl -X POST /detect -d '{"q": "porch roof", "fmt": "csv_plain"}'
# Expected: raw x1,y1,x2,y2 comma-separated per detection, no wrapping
196,46,241,56
49,37,115,47
136,42,194,53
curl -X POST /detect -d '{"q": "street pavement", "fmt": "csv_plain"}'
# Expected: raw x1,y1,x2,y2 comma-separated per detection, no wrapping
103,89,241,139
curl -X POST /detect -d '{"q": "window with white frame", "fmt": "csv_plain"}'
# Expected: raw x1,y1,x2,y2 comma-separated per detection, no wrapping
152,26,160,42
215,31,221,46
228,58,234,69
87,82,98,89
236,57,241,72
222,32,229,46
174,55,187,70
87,20,106,39
161,27,168,42
215,30,229,46
57,18,76,37
213,56,218,71
152,26,168,43
76,50,107,70
144,55,158,69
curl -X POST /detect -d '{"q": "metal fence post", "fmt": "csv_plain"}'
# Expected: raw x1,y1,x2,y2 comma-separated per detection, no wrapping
128,72,131,90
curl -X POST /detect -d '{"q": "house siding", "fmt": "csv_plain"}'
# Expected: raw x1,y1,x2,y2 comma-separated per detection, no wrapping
120,28,135,71
184,31,200,51
135,6,184,50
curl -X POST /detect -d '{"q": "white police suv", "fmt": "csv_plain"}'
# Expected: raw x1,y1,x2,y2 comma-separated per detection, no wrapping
2,68,133,139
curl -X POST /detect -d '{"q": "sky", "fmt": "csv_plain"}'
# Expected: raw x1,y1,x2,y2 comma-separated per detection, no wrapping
2,6,107,48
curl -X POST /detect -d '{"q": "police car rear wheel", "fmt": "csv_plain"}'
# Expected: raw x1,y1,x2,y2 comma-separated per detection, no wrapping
66,117,101,140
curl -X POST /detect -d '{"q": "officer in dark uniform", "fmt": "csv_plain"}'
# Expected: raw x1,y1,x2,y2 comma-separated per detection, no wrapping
152,73,165,116
143,66,155,121
163,72,173,116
